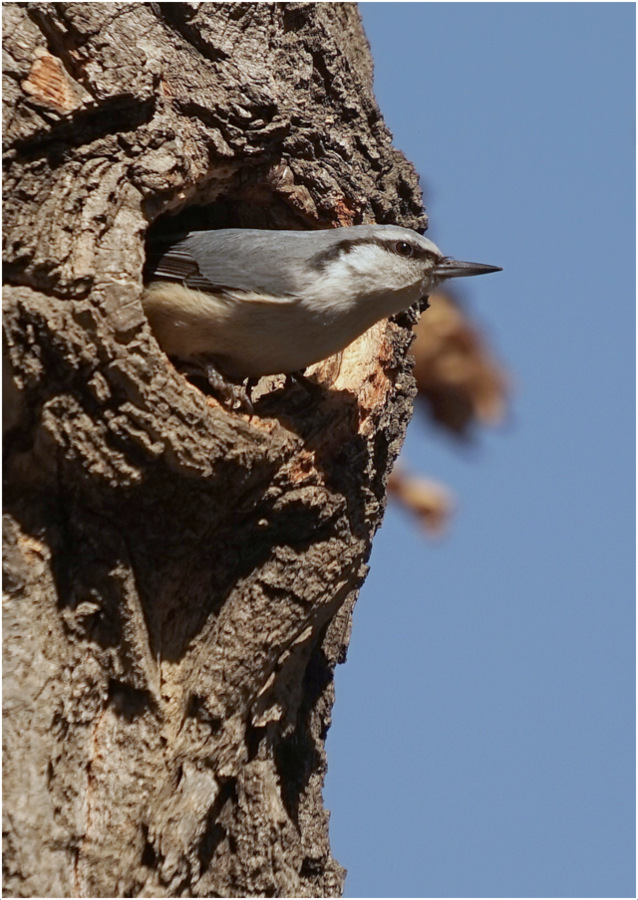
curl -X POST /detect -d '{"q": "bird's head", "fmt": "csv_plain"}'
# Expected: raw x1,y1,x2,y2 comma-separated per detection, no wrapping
307,225,501,315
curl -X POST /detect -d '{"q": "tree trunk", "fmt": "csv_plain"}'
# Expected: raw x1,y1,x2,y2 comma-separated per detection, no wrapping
3,3,425,896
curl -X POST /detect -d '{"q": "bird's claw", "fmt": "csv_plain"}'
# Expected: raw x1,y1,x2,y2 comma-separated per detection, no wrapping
173,356,254,414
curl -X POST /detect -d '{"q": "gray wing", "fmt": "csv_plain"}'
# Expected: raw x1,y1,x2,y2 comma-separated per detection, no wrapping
146,225,401,297
148,228,341,297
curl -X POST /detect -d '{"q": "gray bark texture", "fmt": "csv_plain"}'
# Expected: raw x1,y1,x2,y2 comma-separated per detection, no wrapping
3,3,426,896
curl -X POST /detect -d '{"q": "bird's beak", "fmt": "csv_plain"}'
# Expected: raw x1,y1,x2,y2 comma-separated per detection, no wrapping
434,258,502,279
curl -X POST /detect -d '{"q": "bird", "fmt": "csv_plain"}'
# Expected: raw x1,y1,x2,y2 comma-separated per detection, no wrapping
142,224,501,401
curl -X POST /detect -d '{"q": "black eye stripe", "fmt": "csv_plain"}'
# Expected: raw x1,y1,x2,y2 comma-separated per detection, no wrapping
386,240,433,262
310,236,434,270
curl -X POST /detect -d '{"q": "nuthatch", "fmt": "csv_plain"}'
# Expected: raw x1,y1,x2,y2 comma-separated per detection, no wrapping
143,225,500,399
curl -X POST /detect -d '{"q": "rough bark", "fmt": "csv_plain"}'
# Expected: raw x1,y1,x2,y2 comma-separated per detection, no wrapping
3,3,426,897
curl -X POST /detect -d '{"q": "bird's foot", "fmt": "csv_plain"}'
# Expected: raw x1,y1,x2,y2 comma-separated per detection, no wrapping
173,356,254,414
283,370,325,412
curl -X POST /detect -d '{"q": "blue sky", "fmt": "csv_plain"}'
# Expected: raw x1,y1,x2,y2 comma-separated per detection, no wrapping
324,4,636,898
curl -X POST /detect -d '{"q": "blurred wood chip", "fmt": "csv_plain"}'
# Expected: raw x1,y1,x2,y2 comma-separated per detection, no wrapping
387,469,454,536
412,289,509,438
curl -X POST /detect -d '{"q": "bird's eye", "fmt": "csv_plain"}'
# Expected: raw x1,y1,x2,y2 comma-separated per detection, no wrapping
395,241,414,258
